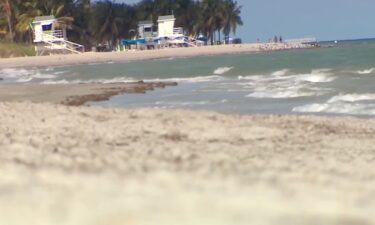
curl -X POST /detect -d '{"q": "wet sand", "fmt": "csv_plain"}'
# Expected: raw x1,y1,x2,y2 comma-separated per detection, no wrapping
0,102,374,225
0,81,177,106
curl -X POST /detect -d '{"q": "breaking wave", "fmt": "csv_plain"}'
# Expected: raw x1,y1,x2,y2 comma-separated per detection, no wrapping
271,69,289,76
297,69,336,83
327,93,375,103
293,93,375,115
213,67,233,75
242,69,335,99
293,103,375,116
0,68,57,83
355,68,375,75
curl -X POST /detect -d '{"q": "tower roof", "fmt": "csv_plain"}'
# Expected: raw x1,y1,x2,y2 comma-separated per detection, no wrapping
157,15,175,21
33,15,56,23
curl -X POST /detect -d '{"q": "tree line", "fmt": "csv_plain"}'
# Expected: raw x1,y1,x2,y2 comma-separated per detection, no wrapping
0,0,243,48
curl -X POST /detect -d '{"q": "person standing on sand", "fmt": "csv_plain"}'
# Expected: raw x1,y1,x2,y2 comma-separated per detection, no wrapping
279,36,283,43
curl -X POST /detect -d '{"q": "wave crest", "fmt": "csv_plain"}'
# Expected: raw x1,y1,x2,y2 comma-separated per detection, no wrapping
356,68,375,75
213,67,233,75
293,103,375,115
328,93,375,103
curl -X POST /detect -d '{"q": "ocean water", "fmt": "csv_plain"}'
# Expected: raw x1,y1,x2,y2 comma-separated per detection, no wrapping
2,39,375,116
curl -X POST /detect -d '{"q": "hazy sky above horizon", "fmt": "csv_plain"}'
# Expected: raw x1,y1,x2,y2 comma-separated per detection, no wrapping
116,0,375,43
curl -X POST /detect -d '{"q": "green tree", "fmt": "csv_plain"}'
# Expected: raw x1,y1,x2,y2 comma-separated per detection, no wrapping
69,0,93,48
90,0,123,47
15,0,74,43
0,0,15,42
0,0,243,49
201,0,224,45
174,0,201,36
222,0,243,38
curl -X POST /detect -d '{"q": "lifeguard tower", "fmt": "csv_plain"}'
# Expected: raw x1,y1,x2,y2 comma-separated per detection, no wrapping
32,15,84,56
138,20,154,39
157,15,187,47
157,15,183,38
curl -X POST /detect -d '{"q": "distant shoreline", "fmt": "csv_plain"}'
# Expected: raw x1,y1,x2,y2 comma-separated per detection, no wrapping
0,82,177,106
0,43,314,69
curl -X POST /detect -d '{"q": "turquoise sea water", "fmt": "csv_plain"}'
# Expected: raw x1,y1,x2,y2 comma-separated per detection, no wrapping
2,39,375,116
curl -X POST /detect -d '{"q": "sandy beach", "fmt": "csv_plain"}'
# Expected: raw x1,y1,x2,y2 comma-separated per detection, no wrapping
0,101,375,225
1,43,374,225
0,43,311,69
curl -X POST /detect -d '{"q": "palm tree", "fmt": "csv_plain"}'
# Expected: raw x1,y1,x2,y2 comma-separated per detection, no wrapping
215,2,226,43
69,0,94,48
90,0,123,47
15,0,74,43
222,0,243,39
201,0,225,45
174,0,201,36
0,0,15,42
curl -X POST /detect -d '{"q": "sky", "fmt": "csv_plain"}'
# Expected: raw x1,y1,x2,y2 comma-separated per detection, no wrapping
116,0,375,43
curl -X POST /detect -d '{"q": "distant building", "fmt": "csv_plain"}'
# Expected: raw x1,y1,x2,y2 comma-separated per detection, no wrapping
123,14,188,50
138,20,153,39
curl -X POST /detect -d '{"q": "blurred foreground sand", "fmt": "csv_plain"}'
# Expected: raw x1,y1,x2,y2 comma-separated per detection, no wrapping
0,102,374,225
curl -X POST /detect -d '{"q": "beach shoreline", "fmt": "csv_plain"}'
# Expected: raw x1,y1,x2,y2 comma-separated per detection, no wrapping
0,43,314,69
0,81,177,106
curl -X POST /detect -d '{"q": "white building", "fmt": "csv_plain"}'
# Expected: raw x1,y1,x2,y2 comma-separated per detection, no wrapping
157,15,177,38
138,20,154,39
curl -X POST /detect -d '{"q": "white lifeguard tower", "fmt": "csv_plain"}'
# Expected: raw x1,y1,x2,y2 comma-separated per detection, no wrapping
32,15,84,56
157,15,183,38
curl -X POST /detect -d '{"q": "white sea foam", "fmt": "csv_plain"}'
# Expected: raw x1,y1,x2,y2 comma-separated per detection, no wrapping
238,75,263,80
0,68,31,78
213,67,233,75
328,93,375,103
53,71,67,75
298,74,336,83
293,92,375,115
41,76,135,84
246,87,319,99
241,69,335,99
296,69,336,83
293,103,375,116
356,68,375,74
16,76,34,82
146,75,224,83
0,68,58,83
271,69,289,76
